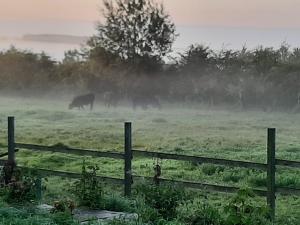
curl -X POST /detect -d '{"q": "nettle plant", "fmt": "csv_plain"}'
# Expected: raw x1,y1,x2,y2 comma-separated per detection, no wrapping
0,166,42,204
72,161,103,209
224,189,271,225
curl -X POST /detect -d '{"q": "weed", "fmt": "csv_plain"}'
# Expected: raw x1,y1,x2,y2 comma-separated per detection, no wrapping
72,161,103,209
224,189,271,225
136,182,185,220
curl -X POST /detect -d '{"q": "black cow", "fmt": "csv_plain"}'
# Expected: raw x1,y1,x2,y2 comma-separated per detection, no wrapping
132,95,161,110
69,93,95,110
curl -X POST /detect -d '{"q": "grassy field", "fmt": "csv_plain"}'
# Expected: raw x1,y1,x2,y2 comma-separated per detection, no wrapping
0,96,299,222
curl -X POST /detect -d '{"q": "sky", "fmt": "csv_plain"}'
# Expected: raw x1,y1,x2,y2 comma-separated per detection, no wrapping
1,0,300,28
1,0,300,60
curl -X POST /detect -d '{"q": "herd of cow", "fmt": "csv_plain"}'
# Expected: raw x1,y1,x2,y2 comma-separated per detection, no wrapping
68,93,161,110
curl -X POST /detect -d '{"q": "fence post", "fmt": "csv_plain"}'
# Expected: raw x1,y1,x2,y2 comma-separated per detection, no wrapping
267,128,276,221
5,116,16,184
124,122,132,196
8,116,15,165
36,178,42,202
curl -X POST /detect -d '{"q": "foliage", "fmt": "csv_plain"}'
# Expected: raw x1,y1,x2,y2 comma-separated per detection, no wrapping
0,167,42,204
135,182,185,220
91,0,176,63
223,189,271,225
72,161,103,209
0,206,80,225
177,199,223,225
51,199,76,213
102,195,135,212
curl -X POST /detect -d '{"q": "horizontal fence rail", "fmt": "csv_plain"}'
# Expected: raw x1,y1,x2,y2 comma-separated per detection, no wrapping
133,150,268,170
0,159,123,185
16,143,124,160
133,175,268,197
276,159,300,168
2,117,300,221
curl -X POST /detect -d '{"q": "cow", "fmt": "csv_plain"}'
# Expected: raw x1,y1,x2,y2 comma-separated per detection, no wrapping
132,95,161,110
69,93,95,110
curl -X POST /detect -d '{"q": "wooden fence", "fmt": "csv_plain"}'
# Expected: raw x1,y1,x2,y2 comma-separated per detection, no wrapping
1,116,300,220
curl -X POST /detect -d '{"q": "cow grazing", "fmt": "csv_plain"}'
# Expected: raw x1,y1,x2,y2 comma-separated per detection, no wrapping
132,95,161,110
69,93,95,110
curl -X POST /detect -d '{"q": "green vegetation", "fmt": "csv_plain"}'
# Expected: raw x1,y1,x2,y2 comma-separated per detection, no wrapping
0,0,299,224
72,163,103,209
0,97,299,224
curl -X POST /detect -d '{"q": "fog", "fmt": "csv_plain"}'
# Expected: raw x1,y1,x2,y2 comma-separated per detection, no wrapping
1,21,300,60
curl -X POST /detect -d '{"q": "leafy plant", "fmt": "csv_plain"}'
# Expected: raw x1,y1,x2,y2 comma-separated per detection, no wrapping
72,161,103,209
224,189,271,225
51,199,76,213
177,199,222,225
136,182,185,220
0,167,42,204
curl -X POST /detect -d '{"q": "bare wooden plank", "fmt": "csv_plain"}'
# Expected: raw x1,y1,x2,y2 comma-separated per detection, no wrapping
133,176,267,197
276,187,300,196
16,143,124,160
276,159,300,168
133,150,267,170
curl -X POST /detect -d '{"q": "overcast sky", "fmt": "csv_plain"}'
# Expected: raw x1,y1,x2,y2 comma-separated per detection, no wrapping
1,0,300,28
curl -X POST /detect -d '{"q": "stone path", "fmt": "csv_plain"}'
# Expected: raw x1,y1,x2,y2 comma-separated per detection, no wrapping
37,204,138,224
73,209,138,224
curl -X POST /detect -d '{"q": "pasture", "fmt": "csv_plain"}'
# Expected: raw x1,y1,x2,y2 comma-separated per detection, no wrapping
0,96,299,221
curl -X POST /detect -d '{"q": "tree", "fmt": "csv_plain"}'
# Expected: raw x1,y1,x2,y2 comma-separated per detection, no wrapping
89,0,176,68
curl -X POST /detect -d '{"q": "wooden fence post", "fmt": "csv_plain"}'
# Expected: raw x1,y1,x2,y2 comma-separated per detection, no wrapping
124,122,132,196
5,116,16,184
267,128,276,221
8,117,15,165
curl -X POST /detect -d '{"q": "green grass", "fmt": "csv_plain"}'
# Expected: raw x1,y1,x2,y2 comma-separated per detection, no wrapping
0,96,299,222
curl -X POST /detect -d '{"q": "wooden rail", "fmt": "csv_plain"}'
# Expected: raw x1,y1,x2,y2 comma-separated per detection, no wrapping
0,159,123,185
133,150,267,170
276,159,300,168
133,175,268,197
15,143,124,159
2,117,300,221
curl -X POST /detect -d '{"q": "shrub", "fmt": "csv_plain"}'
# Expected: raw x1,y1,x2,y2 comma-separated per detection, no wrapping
0,167,42,204
51,199,76,213
0,206,79,225
177,199,222,225
224,189,271,225
202,164,222,176
136,182,185,220
102,195,134,212
72,162,103,209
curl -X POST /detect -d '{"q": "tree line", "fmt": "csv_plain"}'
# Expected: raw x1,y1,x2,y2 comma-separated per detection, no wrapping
0,0,300,111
